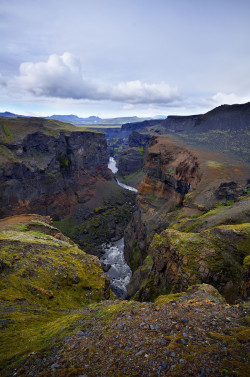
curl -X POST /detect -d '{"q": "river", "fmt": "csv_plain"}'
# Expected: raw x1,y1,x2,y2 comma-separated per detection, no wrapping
108,157,138,193
101,157,137,298
100,238,132,298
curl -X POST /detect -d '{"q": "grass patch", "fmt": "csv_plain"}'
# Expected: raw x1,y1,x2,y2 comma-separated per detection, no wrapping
0,309,86,375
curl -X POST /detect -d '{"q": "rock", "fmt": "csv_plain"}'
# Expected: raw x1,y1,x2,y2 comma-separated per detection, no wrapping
179,338,188,345
51,362,59,370
180,318,188,323
118,148,142,177
101,263,111,272
160,360,168,370
215,181,244,202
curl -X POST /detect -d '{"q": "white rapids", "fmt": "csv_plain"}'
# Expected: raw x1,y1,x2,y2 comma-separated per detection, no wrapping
100,238,132,298
108,157,138,193
101,157,138,297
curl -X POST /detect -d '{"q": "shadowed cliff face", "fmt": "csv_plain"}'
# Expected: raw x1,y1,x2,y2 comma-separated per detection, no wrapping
0,118,111,219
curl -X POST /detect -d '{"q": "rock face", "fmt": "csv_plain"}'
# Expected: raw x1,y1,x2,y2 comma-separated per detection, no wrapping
124,134,250,303
0,117,111,220
117,148,142,177
124,136,201,271
128,131,151,148
127,224,250,303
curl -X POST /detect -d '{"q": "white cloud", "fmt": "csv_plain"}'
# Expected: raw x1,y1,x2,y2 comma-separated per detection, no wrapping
11,53,181,105
209,92,250,106
122,104,135,110
15,52,95,99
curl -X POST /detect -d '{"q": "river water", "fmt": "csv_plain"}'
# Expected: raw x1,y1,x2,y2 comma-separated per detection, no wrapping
100,238,132,298
108,157,138,193
101,157,137,298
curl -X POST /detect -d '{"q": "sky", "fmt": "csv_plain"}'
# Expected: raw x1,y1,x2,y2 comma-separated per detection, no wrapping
0,0,250,118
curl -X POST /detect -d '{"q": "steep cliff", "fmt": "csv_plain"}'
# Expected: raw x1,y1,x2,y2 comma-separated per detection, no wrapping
124,136,201,271
0,117,136,250
0,117,111,219
117,148,142,177
125,134,250,302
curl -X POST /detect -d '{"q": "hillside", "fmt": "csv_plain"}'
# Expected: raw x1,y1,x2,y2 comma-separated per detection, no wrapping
0,215,249,377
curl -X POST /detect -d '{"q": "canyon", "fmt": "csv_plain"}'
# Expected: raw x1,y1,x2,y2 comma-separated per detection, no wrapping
0,103,249,376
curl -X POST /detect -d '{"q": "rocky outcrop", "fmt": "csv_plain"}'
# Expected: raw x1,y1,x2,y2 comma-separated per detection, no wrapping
117,148,142,177
127,223,250,303
124,136,201,271
0,214,110,308
128,131,151,148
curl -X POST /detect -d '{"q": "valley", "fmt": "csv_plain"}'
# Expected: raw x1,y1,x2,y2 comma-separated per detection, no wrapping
0,102,249,376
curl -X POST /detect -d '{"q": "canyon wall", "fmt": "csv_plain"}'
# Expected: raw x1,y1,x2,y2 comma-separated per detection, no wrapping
124,134,250,303
0,117,111,219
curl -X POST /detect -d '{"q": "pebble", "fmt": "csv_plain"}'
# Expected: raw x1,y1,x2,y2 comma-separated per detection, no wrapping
180,338,188,345
160,339,167,346
51,363,59,370
76,330,84,336
135,350,144,356
160,360,168,370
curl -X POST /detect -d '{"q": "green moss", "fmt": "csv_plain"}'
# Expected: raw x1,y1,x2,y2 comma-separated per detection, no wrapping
130,240,141,273
243,255,250,266
154,292,186,306
141,255,153,272
56,153,70,170
0,216,112,375
1,124,14,140
0,224,108,310
0,310,84,373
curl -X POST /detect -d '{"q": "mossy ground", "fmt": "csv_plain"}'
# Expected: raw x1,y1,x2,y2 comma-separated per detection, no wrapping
0,215,110,375
6,285,249,377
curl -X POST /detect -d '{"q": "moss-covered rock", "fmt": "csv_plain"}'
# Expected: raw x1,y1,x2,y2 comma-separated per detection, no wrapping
127,223,250,303
0,214,112,375
0,215,110,310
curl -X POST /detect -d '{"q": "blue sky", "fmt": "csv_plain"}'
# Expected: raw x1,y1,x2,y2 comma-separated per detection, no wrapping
0,0,250,118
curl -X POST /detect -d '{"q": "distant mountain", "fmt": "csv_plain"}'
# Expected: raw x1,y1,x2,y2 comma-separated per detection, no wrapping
0,111,20,118
0,112,160,125
45,114,102,123
152,115,166,119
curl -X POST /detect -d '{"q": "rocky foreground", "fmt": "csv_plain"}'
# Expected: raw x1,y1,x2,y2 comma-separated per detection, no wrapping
0,215,249,377
9,286,250,377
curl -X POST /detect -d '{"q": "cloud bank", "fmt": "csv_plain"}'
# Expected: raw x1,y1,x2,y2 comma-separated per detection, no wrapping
12,53,181,105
